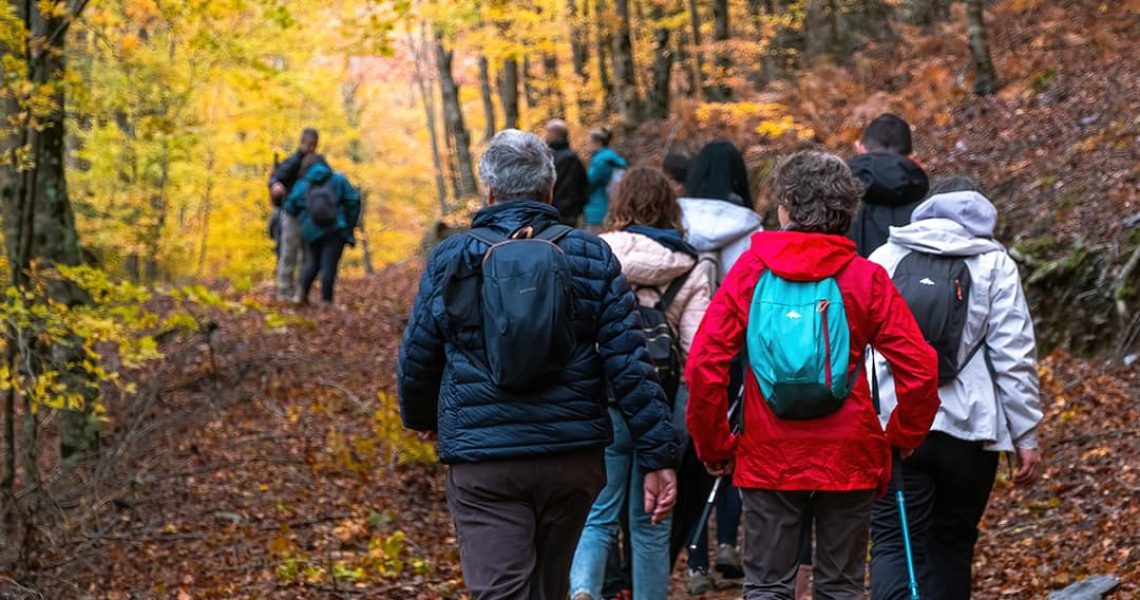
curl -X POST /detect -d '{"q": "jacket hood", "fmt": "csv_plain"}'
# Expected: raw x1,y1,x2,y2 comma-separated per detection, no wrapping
302,161,334,185
750,231,857,281
680,198,763,252
600,231,696,286
470,200,562,232
911,191,998,237
849,152,929,207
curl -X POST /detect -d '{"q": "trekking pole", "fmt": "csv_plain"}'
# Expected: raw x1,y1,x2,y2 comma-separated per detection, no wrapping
687,391,744,555
893,451,921,600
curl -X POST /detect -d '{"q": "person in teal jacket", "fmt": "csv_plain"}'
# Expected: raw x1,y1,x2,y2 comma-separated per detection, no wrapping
283,155,361,304
585,128,627,230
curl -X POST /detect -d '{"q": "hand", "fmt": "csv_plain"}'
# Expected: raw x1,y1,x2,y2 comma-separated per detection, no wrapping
704,460,734,477
1013,447,1043,485
271,182,286,201
643,468,678,525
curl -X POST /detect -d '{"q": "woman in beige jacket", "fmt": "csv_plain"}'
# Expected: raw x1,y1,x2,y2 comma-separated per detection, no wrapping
570,167,713,600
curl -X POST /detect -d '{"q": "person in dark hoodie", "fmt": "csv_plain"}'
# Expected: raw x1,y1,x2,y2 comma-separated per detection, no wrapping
545,119,590,226
847,114,930,258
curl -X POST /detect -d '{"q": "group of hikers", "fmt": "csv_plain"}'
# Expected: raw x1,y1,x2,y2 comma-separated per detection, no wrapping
397,113,1044,600
268,128,362,305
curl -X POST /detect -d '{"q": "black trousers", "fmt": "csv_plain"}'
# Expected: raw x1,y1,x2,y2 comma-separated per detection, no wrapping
446,449,606,600
300,234,346,302
870,432,1000,600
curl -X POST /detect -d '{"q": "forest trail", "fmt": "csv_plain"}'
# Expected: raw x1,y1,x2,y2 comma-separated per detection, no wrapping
30,265,1133,599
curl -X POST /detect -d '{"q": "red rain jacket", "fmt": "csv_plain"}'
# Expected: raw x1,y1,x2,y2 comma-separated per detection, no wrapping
685,231,940,493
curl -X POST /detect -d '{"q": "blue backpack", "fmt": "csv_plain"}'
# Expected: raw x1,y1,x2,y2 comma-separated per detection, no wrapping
746,270,853,419
462,223,577,390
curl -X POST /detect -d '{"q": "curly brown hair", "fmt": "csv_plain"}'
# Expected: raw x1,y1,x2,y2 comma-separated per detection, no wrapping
768,151,862,235
605,167,684,233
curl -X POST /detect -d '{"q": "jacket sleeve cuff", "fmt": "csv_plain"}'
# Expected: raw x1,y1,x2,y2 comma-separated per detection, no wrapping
1013,428,1038,449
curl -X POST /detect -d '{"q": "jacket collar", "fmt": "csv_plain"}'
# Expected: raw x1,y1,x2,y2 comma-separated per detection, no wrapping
470,201,562,232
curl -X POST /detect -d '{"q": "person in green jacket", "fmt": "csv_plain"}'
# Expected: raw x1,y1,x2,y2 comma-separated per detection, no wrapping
584,128,627,231
283,154,361,304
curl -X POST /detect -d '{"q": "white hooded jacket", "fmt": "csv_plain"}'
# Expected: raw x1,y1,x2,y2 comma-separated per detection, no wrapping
679,197,763,284
868,191,1042,451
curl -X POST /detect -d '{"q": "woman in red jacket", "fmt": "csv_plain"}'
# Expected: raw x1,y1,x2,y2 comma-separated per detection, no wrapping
685,151,940,600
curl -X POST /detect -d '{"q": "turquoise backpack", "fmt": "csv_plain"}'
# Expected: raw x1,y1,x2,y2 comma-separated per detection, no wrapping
746,270,854,419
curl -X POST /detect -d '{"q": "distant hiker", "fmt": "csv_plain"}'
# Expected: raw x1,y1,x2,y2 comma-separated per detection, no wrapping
686,151,940,600
570,167,714,600
672,140,760,593
585,128,628,231
662,152,692,196
397,129,678,600
679,140,763,283
283,154,360,305
546,119,589,226
271,128,320,301
684,140,753,210
868,177,1043,600
847,114,930,257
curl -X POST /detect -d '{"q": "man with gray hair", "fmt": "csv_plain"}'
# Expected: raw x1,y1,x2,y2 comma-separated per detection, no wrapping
398,129,679,600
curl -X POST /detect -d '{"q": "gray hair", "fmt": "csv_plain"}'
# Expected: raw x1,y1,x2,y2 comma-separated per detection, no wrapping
769,151,862,235
478,129,556,203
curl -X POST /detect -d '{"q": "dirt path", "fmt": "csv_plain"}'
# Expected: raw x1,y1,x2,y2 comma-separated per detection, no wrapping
43,267,1136,599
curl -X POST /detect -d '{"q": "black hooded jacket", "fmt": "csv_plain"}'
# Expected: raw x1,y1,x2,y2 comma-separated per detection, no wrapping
684,141,753,209
847,152,930,257
549,140,589,226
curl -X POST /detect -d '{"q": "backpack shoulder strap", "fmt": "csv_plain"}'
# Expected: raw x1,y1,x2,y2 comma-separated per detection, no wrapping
659,268,694,311
466,227,506,247
533,223,574,244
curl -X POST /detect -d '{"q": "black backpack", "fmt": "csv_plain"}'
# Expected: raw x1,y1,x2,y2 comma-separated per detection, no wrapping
307,178,340,227
634,270,691,402
452,222,577,390
892,252,977,385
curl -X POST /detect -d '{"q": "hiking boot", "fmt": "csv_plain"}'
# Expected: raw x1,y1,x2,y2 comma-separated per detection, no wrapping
687,568,714,595
716,544,744,579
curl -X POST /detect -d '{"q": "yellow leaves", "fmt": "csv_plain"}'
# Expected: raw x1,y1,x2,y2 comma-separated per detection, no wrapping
756,115,815,142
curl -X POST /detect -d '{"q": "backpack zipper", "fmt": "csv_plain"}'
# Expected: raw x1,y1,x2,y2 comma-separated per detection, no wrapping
819,300,833,389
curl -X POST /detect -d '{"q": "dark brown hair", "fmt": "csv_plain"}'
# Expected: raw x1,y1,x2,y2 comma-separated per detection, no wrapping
768,151,862,235
605,167,684,232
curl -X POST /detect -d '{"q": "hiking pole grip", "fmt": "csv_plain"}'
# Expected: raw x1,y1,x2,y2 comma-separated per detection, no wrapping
688,475,723,554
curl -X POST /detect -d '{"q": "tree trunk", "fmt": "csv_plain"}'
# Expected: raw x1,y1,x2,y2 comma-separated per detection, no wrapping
0,0,93,467
595,0,615,116
477,55,497,142
685,0,705,97
611,0,643,126
568,0,592,119
499,57,521,130
357,193,375,275
708,0,732,100
646,0,675,119
197,152,213,276
414,28,450,213
966,0,997,95
543,53,567,118
435,33,478,198
522,56,540,120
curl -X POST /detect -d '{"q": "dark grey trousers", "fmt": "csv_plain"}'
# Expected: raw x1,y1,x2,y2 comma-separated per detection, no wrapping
446,449,606,600
742,488,876,600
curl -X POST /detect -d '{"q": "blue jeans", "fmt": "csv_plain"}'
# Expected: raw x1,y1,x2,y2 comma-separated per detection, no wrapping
570,408,673,600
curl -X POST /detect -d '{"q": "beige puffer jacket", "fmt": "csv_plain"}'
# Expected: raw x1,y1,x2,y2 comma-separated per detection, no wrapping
599,231,715,361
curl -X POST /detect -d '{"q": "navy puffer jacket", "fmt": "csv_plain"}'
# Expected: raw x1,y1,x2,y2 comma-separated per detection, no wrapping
398,201,679,472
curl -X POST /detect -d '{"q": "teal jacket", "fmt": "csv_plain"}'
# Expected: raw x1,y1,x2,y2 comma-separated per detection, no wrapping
284,161,361,246
585,147,627,226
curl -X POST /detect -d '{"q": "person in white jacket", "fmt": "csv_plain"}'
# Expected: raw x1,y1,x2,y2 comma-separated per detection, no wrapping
867,178,1044,600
